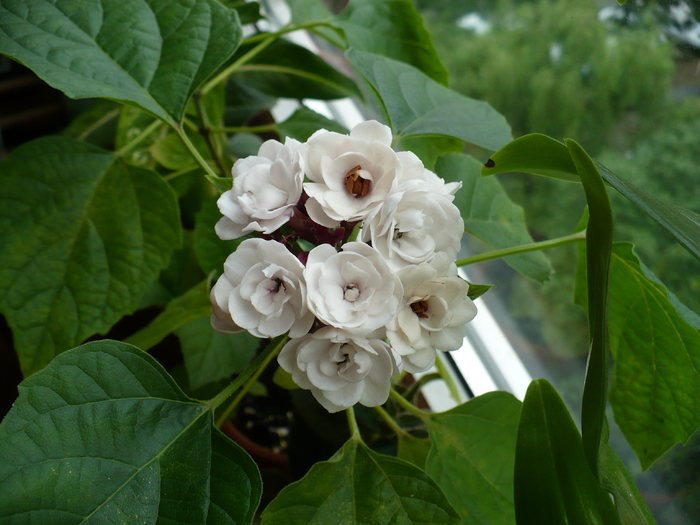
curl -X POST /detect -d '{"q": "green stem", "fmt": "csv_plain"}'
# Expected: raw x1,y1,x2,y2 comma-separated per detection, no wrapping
163,165,199,181
374,405,408,437
201,35,277,95
435,355,462,404
243,20,333,45
455,231,586,267
174,125,219,182
404,373,441,403
192,92,228,177
390,388,432,422
78,108,120,141
346,406,361,440
208,335,287,418
114,119,162,158
210,124,279,134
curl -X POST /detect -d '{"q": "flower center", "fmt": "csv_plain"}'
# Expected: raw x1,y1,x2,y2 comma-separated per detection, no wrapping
410,299,429,318
272,278,286,293
344,165,371,198
344,283,361,302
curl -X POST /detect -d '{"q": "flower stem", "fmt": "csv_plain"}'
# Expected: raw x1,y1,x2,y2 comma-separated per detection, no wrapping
192,92,229,177
174,125,220,183
374,405,408,437
403,372,441,402
114,119,162,158
208,335,288,421
243,20,334,45
390,388,432,422
435,355,462,404
78,108,121,141
346,406,362,440
455,231,586,267
201,35,277,95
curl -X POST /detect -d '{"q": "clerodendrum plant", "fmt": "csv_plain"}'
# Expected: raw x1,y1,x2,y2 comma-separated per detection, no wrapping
1,0,699,524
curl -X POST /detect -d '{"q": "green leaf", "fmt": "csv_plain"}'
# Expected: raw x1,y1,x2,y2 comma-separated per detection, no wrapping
193,197,242,274
336,0,449,86
261,437,460,525
435,154,552,282
396,433,431,470
514,379,619,525
115,105,164,169
62,99,121,145
347,48,511,152
0,136,181,376
566,139,613,479
600,438,657,524
177,316,258,390
125,279,212,352
151,131,209,171
287,0,332,24
482,134,700,263
278,106,349,142
577,243,700,469
426,391,521,525
595,161,700,264
467,283,494,301
224,0,263,24
235,39,362,100
400,135,464,170
0,0,242,124
273,365,300,391
481,133,579,183
0,340,262,524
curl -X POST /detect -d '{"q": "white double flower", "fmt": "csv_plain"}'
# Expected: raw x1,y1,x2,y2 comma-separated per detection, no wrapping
215,138,304,240
210,239,314,338
387,254,477,372
278,327,401,412
361,180,464,271
303,242,403,336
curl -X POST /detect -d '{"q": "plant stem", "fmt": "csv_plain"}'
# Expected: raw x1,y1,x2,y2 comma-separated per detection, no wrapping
346,406,361,440
114,119,162,158
78,108,121,141
374,405,408,437
201,35,277,95
163,165,199,181
192,92,228,177
403,373,441,403
174,125,219,182
390,388,432,422
435,355,462,404
455,231,586,267
243,20,333,45
210,124,279,134
208,335,287,416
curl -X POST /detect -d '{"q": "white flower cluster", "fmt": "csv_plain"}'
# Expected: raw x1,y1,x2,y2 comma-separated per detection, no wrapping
211,121,477,412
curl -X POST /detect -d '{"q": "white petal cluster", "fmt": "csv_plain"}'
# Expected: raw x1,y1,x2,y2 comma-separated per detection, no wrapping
216,138,304,239
278,327,401,413
210,120,479,412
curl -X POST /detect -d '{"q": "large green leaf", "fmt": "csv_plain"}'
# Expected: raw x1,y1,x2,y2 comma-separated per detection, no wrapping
576,243,700,469
336,0,449,85
125,279,213,352
514,379,620,525
396,433,431,470
0,0,242,124
234,39,361,100
261,436,460,525
0,340,262,524
177,316,258,390
566,139,613,479
436,154,552,282
347,49,511,151
482,134,700,263
426,391,522,525
0,136,181,375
